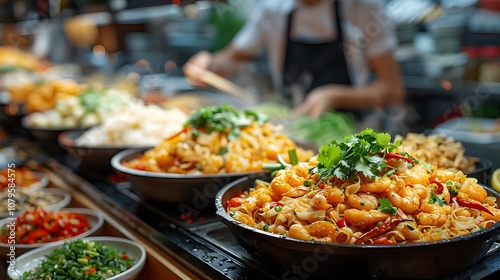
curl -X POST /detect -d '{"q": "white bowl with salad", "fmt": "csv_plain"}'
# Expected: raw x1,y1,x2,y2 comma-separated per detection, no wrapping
8,236,146,280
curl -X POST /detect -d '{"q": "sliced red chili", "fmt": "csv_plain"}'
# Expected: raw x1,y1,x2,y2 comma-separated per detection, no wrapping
24,228,50,244
380,152,415,163
84,267,96,275
372,236,393,245
227,197,246,207
43,213,62,234
336,218,350,228
430,180,444,194
355,217,403,244
454,197,494,216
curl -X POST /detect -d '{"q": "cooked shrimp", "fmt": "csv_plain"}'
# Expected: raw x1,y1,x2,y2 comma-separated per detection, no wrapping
346,193,378,211
416,203,447,227
288,221,338,241
326,186,345,204
431,169,455,183
459,179,487,202
412,183,430,199
311,192,332,210
343,209,389,227
387,186,420,214
288,224,312,240
307,220,338,238
359,176,392,193
402,164,429,185
395,221,419,241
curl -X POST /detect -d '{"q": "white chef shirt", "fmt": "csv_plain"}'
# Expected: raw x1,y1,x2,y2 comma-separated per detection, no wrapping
232,0,398,91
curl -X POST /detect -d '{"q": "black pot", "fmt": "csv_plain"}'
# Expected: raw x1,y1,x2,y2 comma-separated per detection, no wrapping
216,176,500,279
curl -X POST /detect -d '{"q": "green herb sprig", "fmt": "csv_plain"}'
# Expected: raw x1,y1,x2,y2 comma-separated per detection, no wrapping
185,104,269,140
312,128,402,180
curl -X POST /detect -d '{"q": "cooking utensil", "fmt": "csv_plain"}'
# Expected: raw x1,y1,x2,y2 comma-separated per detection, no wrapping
216,176,500,279
185,64,256,104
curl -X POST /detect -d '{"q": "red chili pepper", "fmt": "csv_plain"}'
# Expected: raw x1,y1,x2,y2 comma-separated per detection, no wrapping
454,197,494,216
84,267,96,275
355,217,403,244
372,236,393,245
430,180,443,194
24,228,50,244
379,152,414,163
336,218,350,228
43,213,62,234
227,197,246,207
166,125,192,141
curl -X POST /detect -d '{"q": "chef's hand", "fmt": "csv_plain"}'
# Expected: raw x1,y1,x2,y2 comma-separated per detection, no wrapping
183,51,213,87
292,85,339,119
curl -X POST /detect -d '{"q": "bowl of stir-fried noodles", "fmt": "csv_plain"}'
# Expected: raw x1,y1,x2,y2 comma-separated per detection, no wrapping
216,129,500,279
111,104,315,204
396,133,493,185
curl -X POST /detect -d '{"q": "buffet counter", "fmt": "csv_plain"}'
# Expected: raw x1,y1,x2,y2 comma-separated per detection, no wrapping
0,139,200,280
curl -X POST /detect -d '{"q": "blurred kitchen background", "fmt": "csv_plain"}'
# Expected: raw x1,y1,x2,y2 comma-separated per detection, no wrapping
1,0,500,157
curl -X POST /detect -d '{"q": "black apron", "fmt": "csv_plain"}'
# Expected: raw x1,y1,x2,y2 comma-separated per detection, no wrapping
283,0,351,104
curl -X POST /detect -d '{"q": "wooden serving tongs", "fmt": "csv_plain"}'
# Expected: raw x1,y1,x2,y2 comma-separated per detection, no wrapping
184,63,257,104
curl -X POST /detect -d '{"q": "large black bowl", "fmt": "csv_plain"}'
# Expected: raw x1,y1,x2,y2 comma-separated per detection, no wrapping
215,176,500,279
111,148,267,204
58,130,151,173
21,114,90,154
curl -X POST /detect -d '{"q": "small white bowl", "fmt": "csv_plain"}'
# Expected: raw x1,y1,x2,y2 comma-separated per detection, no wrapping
0,188,72,218
0,171,49,193
8,236,147,280
0,208,104,256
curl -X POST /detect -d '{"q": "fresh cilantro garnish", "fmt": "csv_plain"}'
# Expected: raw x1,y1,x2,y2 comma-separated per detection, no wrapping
312,128,401,180
185,104,269,140
429,192,446,206
377,198,397,214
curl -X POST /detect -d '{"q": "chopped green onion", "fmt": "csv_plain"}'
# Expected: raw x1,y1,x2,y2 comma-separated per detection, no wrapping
288,148,298,165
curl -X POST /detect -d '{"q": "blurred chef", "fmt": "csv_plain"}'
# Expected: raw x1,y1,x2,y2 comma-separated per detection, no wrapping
183,0,405,119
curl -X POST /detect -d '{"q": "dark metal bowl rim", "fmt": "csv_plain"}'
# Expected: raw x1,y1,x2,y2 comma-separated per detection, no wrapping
215,176,500,251
111,148,268,180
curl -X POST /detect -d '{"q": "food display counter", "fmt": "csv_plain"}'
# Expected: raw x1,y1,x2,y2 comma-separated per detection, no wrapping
2,132,500,280
0,139,200,280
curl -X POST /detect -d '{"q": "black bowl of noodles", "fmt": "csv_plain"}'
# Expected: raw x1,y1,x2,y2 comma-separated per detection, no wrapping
111,148,269,205
215,176,500,280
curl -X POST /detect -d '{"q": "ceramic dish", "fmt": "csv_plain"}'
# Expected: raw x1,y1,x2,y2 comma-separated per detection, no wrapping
0,169,49,193
0,188,71,218
0,208,104,256
8,236,146,280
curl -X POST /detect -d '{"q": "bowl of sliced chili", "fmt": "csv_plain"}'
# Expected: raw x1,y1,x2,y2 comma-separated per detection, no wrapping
0,208,104,255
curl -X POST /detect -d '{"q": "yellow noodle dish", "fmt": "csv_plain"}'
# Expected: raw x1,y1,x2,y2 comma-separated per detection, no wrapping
225,129,499,245
124,104,314,174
